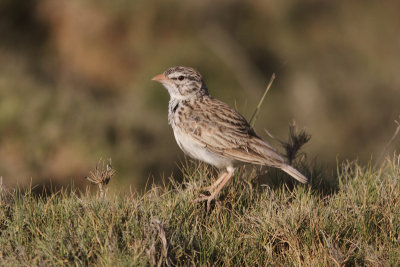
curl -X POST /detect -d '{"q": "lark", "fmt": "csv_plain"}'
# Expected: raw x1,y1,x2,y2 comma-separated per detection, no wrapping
153,66,307,205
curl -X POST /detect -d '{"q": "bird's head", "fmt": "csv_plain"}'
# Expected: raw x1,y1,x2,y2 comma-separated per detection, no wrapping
152,66,208,100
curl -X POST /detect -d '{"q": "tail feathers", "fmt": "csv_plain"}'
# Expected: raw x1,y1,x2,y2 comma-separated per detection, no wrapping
280,164,308,184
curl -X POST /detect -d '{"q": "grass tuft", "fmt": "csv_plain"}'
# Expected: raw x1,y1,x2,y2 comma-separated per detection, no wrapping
1,155,399,265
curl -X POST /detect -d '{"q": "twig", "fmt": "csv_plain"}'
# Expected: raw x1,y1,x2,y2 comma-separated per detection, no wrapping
149,218,173,267
249,73,276,127
374,116,400,168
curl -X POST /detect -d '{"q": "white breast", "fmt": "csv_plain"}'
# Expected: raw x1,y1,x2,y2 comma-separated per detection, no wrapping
173,129,234,170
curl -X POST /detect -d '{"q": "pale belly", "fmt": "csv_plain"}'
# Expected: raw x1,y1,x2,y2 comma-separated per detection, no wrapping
173,130,234,169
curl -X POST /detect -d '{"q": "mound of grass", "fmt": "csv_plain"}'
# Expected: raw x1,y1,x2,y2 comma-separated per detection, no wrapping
0,155,399,266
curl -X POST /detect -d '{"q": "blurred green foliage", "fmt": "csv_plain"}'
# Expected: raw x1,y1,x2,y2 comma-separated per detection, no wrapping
0,0,399,191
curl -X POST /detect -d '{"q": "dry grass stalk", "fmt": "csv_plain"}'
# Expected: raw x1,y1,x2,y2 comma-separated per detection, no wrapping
85,158,115,196
281,122,311,164
249,73,276,127
375,115,400,168
147,218,173,267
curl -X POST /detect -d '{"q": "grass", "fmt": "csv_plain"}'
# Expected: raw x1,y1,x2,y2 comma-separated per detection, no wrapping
0,154,399,266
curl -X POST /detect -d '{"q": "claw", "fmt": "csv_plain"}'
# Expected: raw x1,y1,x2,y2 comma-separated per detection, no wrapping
194,193,218,212
199,185,213,195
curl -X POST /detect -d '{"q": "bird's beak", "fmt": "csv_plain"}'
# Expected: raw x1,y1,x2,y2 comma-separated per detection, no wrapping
152,73,170,83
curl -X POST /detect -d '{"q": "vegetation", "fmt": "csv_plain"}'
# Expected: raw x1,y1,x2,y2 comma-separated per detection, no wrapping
1,1,399,265
1,154,399,265
1,1,400,191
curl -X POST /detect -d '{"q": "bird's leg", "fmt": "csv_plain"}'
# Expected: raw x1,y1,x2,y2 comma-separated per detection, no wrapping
202,171,228,193
195,167,235,211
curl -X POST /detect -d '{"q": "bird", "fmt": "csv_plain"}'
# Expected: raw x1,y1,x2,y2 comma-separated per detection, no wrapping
152,66,307,205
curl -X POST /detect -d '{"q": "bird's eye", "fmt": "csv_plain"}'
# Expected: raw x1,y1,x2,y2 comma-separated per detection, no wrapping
178,75,184,81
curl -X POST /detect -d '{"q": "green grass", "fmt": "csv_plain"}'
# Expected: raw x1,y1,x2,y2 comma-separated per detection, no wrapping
1,155,399,266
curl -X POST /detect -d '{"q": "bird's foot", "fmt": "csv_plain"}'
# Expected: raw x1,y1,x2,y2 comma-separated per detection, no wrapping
199,171,229,195
199,185,213,194
194,192,220,212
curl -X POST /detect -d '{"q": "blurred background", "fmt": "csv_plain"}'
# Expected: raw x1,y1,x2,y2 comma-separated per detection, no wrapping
0,0,399,192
